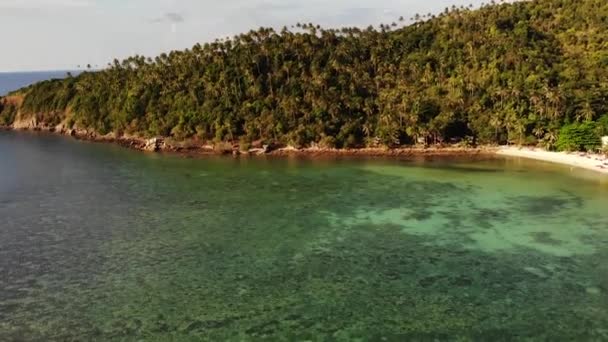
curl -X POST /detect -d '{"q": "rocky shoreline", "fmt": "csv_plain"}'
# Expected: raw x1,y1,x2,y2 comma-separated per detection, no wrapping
0,123,495,157
4,123,608,175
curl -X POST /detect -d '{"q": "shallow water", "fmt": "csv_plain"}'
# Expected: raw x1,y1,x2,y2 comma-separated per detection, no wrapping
1,132,607,341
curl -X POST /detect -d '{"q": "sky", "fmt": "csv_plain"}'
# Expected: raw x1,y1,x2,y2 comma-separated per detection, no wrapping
0,0,489,72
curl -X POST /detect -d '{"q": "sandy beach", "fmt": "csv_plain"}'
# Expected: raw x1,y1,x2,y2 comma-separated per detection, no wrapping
3,123,608,175
498,146,608,174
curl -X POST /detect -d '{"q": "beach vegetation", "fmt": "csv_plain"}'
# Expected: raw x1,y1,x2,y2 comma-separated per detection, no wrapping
0,102,17,126
2,0,607,152
556,122,601,152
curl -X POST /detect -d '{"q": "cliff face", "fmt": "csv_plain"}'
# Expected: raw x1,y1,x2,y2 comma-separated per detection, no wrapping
11,116,38,130
0,95,178,154
0,95,90,141
2,95,56,131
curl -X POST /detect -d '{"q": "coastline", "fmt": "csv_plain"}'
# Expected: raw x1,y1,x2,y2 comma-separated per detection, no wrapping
497,146,608,174
2,125,608,174
0,124,495,157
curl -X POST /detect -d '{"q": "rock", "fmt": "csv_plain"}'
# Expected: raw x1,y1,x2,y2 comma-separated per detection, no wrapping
12,116,38,130
54,122,69,134
278,145,299,153
262,142,280,153
450,275,473,286
523,267,549,278
143,138,163,152
418,275,446,288
248,148,267,155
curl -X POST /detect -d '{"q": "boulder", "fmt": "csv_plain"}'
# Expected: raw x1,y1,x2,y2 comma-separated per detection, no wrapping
143,138,163,152
248,148,266,155
262,142,281,153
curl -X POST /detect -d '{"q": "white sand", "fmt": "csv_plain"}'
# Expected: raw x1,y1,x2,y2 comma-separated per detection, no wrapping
497,146,608,174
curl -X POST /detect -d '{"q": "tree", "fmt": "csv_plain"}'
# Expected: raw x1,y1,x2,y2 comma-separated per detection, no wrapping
4,0,608,152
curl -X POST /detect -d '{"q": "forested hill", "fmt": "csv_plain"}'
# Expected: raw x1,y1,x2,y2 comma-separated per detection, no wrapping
1,0,608,151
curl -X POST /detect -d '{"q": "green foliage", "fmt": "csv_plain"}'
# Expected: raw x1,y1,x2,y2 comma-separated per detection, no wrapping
597,115,608,136
556,122,600,152
239,136,252,151
0,102,18,126
213,141,234,154
318,135,337,149
9,0,608,148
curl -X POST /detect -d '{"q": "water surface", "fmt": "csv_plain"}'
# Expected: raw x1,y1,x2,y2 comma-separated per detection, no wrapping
0,71,76,96
1,132,607,340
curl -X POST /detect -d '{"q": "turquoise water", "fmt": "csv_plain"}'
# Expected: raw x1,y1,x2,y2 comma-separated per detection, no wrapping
1,132,607,341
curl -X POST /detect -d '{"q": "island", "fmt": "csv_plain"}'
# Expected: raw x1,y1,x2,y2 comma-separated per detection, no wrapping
1,0,607,169
3,1,608,340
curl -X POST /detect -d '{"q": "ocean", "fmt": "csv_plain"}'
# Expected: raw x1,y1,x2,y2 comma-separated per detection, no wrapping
0,71,75,96
1,130,607,340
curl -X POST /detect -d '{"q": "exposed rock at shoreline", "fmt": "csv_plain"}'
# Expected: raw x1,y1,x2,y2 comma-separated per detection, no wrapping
3,107,485,158
5,123,608,175
12,116,38,130
1,123,496,158
143,138,163,152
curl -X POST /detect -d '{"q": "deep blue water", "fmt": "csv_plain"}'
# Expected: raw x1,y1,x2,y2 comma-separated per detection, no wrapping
0,71,76,96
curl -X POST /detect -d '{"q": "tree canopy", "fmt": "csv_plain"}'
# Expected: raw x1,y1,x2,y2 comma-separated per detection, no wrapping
2,0,607,150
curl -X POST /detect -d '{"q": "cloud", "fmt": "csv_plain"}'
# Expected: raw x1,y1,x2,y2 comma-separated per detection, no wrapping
165,12,184,23
1,0,493,71
150,12,184,23
246,1,301,12
0,0,92,9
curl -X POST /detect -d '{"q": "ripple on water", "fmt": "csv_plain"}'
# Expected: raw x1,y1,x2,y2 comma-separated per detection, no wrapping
1,133,608,340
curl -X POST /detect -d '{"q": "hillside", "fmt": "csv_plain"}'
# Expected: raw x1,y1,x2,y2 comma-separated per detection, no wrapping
1,0,607,151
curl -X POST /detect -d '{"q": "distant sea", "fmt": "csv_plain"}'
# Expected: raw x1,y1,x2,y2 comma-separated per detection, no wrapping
0,71,77,96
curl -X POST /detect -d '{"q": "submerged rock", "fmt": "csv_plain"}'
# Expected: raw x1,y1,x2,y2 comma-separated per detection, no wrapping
418,275,446,288
523,267,549,279
450,275,474,287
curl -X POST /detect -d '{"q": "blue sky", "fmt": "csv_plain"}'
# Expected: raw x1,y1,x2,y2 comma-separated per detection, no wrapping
0,0,488,72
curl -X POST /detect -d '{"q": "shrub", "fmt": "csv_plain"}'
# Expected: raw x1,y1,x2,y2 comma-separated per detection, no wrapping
284,127,310,148
213,141,234,154
556,122,600,152
343,134,358,148
0,104,17,126
318,135,337,149
239,136,251,152
523,135,538,146
597,115,608,136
